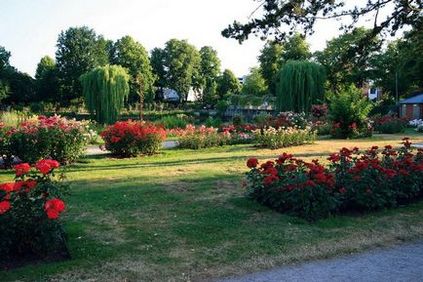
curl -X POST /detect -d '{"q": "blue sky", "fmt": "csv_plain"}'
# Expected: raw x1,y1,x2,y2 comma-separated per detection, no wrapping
0,0,395,77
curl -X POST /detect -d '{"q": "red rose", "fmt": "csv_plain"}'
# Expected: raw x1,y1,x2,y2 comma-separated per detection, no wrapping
44,198,66,219
246,158,259,168
0,182,15,193
14,163,31,176
24,179,37,190
263,175,278,186
35,159,59,175
0,201,11,214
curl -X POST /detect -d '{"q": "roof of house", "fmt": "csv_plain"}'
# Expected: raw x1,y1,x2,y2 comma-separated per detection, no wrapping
399,93,423,104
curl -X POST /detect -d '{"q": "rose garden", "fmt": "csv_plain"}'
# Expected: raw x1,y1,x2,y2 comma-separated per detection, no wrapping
1,1,423,280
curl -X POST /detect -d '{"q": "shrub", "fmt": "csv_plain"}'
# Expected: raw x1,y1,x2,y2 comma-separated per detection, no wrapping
221,124,256,145
101,120,166,157
263,112,310,130
9,115,87,164
0,160,69,265
244,139,423,221
0,123,13,168
311,104,328,119
156,115,189,129
175,125,227,149
253,127,316,149
328,85,373,139
312,121,331,136
372,115,407,134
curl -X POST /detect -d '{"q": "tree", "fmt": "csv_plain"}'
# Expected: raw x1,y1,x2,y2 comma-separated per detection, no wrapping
0,46,11,103
110,36,155,108
282,33,311,61
156,39,201,103
150,48,167,91
56,26,109,104
222,0,422,45
242,67,268,97
0,46,11,71
216,69,241,98
276,61,325,113
35,56,59,103
258,41,284,95
199,46,221,104
80,65,130,124
315,27,381,91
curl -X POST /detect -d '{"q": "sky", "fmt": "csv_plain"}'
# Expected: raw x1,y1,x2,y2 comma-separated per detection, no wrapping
0,0,395,77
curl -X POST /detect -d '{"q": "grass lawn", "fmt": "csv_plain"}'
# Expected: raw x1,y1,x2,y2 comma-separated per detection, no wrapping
1,133,423,281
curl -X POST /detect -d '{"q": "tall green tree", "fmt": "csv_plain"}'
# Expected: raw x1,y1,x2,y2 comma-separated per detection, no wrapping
0,46,11,103
80,65,130,124
110,36,155,105
35,56,59,103
315,27,381,91
150,47,167,91
157,39,201,102
56,26,109,104
242,67,268,96
276,61,325,113
216,69,241,98
282,33,311,61
199,46,221,104
258,41,284,95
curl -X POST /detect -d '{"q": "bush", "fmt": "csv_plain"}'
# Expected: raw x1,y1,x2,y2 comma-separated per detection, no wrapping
0,160,69,265
156,115,190,129
372,115,407,134
263,112,310,130
0,123,13,168
101,120,166,157
311,104,328,119
8,115,87,164
221,124,256,145
253,127,316,149
175,125,227,149
328,85,373,139
244,139,423,221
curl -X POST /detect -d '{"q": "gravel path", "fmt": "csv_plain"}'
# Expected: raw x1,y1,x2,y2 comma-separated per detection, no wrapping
220,241,423,282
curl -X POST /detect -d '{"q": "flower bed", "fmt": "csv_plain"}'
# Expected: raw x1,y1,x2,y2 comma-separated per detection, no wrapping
245,138,423,221
170,125,227,149
0,160,69,266
409,119,423,133
252,127,316,149
372,115,407,134
6,115,87,164
101,120,166,157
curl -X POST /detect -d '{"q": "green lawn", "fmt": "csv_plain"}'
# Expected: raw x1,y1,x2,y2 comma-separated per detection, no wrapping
2,133,423,281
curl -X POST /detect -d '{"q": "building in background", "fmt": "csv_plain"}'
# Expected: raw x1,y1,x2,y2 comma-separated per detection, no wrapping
399,93,423,120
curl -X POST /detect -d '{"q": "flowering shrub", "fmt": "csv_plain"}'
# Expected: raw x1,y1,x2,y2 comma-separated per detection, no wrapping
101,120,166,157
8,115,87,164
253,127,316,149
409,119,423,133
220,124,256,145
263,112,310,130
245,139,423,221
372,115,407,134
311,104,328,119
171,125,228,149
0,160,69,264
328,85,373,139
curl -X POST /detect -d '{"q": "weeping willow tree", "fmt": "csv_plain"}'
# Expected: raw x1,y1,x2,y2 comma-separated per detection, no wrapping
80,65,130,124
276,61,326,113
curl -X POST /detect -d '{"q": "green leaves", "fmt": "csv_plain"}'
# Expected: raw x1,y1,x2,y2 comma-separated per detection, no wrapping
80,65,130,124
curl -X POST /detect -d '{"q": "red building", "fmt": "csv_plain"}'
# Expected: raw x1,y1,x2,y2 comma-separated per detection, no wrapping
399,93,423,120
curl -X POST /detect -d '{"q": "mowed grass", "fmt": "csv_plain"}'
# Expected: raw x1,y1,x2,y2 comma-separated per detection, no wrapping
1,133,423,281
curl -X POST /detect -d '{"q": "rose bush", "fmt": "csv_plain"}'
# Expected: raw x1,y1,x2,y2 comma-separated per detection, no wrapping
245,138,423,221
101,120,166,157
0,160,69,264
372,115,407,134
171,125,228,149
252,127,316,149
8,115,87,164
